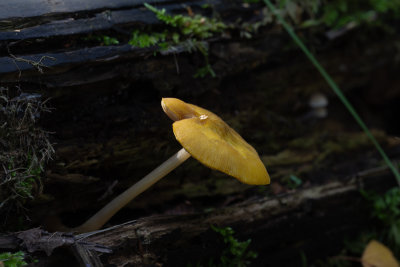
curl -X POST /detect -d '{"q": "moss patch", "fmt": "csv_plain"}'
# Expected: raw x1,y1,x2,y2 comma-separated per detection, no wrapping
0,88,54,229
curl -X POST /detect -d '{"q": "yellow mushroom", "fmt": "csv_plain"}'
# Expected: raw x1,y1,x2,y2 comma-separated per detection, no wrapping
162,98,269,185
66,98,269,233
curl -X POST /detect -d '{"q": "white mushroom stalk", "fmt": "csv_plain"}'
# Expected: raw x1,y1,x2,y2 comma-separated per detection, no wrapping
72,148,191,233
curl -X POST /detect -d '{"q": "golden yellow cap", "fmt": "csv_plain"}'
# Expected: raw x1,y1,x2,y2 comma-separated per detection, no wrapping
362,240,400,267
161,98,270,185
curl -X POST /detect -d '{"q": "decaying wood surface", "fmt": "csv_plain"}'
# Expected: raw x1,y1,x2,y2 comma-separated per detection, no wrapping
0,0,251,76
0,166,395,266
80,166,398,266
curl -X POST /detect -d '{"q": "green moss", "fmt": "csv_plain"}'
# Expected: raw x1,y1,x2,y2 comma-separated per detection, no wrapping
130,3,226,48
0,251,27,267
126,3,227,77
84,35,119,46
144,3,226,39
128,30,167,48
188,226,257,267
100,35,119,46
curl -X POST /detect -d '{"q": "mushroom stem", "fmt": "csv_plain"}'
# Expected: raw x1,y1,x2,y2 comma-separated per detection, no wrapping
72,148,191,233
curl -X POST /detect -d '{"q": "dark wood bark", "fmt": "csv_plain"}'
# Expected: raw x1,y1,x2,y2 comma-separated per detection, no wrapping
69,166,400,267
0,166,396,266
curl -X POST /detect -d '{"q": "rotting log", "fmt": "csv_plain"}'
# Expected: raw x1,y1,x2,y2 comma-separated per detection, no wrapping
0,0,254,77
0,166,396,266
82,166,398,267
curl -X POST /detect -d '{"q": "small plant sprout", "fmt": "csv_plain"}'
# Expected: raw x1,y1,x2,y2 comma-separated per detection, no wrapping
211,225,258,266
60,98,270,233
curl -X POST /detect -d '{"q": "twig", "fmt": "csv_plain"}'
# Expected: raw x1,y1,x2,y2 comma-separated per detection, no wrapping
7,46,56,76
76,220,137,241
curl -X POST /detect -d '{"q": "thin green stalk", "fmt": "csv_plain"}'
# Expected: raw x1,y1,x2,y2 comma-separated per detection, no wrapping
263,0,400,185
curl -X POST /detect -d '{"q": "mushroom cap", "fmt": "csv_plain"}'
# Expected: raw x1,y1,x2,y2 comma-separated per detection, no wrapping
309,93,328,109
361,240,400,267
161,98,270,185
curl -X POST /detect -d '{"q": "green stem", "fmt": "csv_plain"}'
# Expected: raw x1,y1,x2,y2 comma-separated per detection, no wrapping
263,0,400,185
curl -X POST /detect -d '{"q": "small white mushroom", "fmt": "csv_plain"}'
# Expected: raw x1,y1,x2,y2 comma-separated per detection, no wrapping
309,93,329,118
